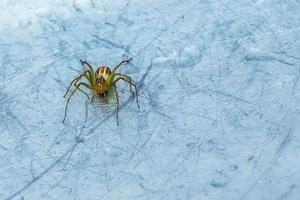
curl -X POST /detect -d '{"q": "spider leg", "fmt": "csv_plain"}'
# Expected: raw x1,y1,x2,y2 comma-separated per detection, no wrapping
115,73,134,96
80,59,95,82
80,59,93,71
103,92,108,104
91,93,95,102
63,70,88,98
74,82,91,101
113,85,120,126
62,82,92,124
112,58,132,74
113,77,140,108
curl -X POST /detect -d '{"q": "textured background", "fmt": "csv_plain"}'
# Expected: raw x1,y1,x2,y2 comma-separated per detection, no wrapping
0,0,300,199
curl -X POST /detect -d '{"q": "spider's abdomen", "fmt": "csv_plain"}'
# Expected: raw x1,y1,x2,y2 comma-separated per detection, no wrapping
96,66,111,81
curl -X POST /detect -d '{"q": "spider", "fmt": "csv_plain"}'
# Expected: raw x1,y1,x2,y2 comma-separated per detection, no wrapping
63,58,140,125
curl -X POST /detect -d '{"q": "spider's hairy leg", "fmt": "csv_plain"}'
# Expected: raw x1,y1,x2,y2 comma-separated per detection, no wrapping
112,58,132,74
113,85,120,126
91,93,95,102
103,92,108,104
63,70,88,98
80,59,94,72
74,82,91,101
115,73,135,96
80,59,95,82
63,82,92,124
113,76,140,108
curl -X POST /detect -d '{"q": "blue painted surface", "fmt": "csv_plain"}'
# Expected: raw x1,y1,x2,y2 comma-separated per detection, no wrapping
0,0,300,199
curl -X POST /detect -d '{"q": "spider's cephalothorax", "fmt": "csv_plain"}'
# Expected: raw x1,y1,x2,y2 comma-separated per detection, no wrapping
63,58,140,125
96,66,111,81
94,66,111,96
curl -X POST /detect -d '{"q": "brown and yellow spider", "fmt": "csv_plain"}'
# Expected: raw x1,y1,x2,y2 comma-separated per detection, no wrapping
63,58,139,125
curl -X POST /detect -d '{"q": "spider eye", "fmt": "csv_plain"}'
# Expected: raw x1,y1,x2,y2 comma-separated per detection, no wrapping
96,76,105,84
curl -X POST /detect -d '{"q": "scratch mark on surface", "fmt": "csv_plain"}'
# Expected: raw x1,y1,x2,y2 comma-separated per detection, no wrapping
239,128,294,200
278,184,296,200
4,102,89,200
92,35,130,53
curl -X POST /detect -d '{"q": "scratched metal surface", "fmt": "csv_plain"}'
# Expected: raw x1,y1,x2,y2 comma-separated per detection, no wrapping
0,0,300,200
